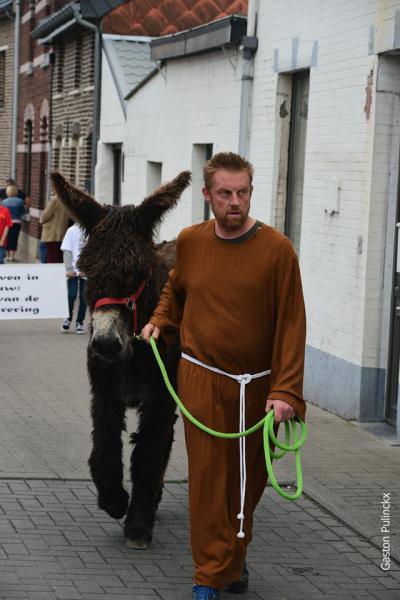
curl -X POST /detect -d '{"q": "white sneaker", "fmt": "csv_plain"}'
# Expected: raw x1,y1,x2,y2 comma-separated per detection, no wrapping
61,318,71,333
75,322,85,335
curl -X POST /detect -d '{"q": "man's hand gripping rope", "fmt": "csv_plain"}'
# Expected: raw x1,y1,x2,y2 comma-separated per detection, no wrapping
144,333,308,502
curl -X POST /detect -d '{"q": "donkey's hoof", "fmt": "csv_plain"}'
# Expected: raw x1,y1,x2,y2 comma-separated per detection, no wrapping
126,537,149,550
98,490,129,520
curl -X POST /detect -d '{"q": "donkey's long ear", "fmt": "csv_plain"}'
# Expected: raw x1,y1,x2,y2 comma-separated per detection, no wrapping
51,172,109,233
139,170,191,231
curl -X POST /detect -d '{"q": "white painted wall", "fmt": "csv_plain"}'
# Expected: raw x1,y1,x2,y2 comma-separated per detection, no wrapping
123,49,243,241
249,0,400,377
95,49,126,204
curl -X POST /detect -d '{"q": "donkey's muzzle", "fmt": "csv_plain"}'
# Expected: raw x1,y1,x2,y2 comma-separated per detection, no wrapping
91,334,124,361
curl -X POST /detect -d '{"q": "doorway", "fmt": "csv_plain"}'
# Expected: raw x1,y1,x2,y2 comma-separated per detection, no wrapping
112,145,122,206
191,143,213,223
386,190,400,426
285,71,310,255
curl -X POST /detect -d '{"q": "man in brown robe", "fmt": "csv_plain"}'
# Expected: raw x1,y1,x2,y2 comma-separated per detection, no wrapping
142,152,306,600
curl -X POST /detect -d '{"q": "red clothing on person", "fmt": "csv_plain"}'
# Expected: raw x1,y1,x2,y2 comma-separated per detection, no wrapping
0,206,12,245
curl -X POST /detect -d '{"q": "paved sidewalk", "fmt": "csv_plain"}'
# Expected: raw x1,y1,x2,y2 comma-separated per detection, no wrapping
0,320,399,599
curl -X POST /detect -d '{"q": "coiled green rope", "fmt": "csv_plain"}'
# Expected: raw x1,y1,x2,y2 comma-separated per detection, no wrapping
150,337,307,500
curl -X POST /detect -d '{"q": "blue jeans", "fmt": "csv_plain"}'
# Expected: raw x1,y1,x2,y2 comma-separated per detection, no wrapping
67,277,87,324
0,247,6,264
39,241,47,263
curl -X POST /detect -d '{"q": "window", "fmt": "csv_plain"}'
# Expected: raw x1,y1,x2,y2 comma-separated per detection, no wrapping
55,44,64,93
0,51,5,108
191,143,213,223
74,36,83,89
40,115,48,143
112,145,123,205
147,161,162,240
23,119,33,196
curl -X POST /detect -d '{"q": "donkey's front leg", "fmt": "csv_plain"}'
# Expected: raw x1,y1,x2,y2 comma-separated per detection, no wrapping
88,361,129,520
124,395,176,549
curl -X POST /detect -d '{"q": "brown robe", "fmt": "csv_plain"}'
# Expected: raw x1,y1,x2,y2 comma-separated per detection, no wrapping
150,219,306,589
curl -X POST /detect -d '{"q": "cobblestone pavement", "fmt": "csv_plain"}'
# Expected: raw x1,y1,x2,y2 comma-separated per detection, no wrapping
0,320,399,599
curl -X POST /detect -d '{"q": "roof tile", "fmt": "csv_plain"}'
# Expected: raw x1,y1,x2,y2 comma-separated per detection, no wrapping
103,0,248,36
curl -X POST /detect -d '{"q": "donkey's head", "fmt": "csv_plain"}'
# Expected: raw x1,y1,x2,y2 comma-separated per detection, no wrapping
51,171,191,362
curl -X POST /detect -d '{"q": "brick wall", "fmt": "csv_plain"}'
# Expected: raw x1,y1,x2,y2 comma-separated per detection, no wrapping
0,17,14,185
16,0,72,261
51,30,95,192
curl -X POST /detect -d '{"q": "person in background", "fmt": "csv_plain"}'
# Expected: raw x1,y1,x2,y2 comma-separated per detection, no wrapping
60,222,87,334
39,196,70,263
0,203,12,264
0,177,31,208
2,185,25,262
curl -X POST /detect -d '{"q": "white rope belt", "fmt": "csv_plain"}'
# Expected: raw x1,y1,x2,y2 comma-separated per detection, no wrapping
181,352,271,538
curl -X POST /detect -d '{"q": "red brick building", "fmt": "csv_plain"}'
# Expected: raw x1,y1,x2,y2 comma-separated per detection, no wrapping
16,0,247,261
16,0,69,261
0,1,15,185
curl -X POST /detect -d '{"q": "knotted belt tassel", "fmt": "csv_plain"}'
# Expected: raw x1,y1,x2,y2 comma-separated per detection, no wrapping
181,352,271,538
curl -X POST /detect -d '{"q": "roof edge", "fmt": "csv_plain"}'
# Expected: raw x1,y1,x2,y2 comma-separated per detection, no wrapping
31,1,79,40
0,0,14,18
125,66,159,101
150,14,247,62
102,33,154,43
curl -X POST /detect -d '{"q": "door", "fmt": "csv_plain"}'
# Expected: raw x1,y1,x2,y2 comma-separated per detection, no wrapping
112,145,122,206
285,71,310,254
386,210,400,426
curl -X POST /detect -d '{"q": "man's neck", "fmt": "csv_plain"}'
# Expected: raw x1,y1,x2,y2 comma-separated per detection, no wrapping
214,217,256,240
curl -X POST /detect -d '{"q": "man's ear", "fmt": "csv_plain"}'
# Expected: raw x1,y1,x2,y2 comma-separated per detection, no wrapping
202,187,211,203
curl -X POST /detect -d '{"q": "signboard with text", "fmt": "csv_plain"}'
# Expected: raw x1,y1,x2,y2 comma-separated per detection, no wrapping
0,264,68,320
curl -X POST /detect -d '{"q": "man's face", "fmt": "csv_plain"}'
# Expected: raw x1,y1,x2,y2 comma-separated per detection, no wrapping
203,169,252,232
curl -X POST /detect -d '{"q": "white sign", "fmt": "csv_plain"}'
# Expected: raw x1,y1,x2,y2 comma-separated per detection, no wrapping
0,264,69,320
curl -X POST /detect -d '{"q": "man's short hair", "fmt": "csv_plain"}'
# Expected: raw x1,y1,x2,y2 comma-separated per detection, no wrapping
203,152,254,188
6,185,17,197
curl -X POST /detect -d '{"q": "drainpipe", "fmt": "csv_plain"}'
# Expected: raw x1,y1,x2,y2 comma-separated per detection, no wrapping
238,0,259,158
72,8,102,194
10,0,21,179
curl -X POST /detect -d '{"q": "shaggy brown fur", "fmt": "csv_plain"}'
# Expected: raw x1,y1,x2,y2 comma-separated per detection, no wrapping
51,171,191,548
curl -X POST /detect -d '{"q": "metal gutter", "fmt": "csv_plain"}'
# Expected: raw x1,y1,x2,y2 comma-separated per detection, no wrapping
31,2,78,40
102,33,154,43
238,0,259,158
10,0,20,179
36,17,77,45
150,15,247,61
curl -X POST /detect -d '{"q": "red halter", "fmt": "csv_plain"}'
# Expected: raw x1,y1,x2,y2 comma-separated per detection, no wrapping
93,278,148,336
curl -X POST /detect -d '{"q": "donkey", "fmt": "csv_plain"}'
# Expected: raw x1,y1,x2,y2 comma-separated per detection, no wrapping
51,170,191,548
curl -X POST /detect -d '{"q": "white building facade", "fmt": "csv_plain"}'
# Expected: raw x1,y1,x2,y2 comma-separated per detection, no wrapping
122,16,247,242
96,5,400,436
248,0,400,434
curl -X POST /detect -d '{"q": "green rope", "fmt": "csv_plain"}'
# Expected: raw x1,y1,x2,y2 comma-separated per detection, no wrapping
150,337,307,501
